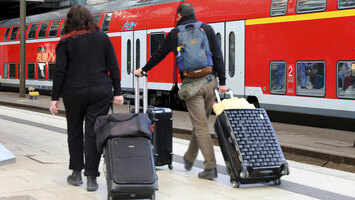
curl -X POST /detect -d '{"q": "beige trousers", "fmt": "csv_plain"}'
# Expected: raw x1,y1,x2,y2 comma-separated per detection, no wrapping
184,77,217,169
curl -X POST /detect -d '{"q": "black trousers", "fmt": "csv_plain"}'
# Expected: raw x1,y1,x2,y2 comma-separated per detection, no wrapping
63,84,112,177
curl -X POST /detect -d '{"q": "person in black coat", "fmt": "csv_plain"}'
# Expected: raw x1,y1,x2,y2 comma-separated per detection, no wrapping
49,5,124,191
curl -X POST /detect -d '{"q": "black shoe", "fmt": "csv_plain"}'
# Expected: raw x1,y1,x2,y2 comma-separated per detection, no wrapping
198,168,218,180
67,170,83,186
87,176,98,191
183,155,193,171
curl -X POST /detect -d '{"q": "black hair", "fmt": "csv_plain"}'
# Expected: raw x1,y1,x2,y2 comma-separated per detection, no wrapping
177,3,195,17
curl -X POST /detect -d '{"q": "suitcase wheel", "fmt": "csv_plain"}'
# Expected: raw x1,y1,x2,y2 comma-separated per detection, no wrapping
230,178,240,188
273,179,281,185
151,192,156,200
168,164,173,170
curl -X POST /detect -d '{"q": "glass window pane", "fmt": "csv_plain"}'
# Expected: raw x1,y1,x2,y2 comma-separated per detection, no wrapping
338,0,355,9
18,63,20,78
48,63,55,80
337,61,355,99
271,0,288,16
229,32,235,78
150,33,164,57
3,63,7,79
49,21,60,37
102,12,113,32
296,0,327,13
10,26,19,41
136,39,140,69
93,14,101,23
296,61,325,96
127,39,131,75
216,33,221,47
38,22,49,38
28,63,35,80
37,63,46,80
270,62,286,94
4,27,11,42
9,63,16,79
60,20,66,36
18,25,28,40
28,23,38,39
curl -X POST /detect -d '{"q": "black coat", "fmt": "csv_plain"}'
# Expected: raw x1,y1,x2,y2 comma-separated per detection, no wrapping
142,15,226,85
52,30,121,100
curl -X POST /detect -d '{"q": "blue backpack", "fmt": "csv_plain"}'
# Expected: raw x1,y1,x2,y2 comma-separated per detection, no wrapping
176,22,213,74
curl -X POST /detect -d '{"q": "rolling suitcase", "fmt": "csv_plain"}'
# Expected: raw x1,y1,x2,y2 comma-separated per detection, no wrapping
147,107,173,169
97,73,157,200
213,90,290,188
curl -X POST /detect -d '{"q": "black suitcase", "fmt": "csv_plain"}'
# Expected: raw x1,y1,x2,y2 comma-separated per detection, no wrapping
147,107,173,169
104,137,156,200
213,91,289,188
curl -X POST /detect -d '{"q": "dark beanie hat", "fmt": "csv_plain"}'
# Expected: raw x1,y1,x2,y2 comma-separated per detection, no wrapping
177,3,195,17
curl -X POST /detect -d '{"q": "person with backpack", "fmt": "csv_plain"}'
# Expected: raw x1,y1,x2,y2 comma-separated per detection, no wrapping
135,2,227,180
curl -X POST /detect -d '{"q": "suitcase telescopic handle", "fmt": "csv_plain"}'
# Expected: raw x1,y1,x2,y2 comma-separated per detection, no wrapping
214,88,233,103
135,71,148,114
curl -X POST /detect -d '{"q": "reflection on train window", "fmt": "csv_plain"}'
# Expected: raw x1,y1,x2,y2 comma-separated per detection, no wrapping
296,61,325,97
10,26,19,41
27,63,35,80
216,33,221,47
38,22,49,38
337,61,355,99
271,0,288,16
270,61,286,94
4,27,11,42
49,20,61,37
127,39,131,75
229,32,235,78
3,63,7,79
48,63,55,80
150,33,164,57
9,63,16,79
60,20,66,36
18,25,28,40
296,0,326,14
18,63,20,78
93,14,101,23
28,23,38,39
338,0,355,9
37,63,46,80
136,39,140,69
102,12,112,32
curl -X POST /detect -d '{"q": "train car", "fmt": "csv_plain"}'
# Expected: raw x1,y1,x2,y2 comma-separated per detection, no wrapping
0,0,354,119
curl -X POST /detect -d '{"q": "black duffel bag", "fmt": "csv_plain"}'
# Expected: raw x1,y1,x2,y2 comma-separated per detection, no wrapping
94,113,152,152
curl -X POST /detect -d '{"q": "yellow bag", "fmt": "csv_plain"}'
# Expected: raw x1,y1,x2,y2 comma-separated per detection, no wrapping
213,97,255,116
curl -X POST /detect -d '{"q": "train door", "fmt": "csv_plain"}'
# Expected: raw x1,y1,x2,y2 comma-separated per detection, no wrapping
121,30,147,91
209,22,225,66
226,21,245,97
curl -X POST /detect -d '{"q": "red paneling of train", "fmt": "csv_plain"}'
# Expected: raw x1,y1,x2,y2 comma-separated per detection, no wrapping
0,0,354,119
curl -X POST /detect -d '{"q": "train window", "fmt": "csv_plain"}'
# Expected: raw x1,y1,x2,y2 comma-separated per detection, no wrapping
9,63,16,79
37,63,46,80
338,0,355,9
270,61,286,94
127,40,131,75
271,0,288,16
48,63,55,80
49,20,61,37
18,63,20,78
216,33,221,47
10,26,19,41
102,12,113,32
18,25,28,40
28,23,38,39
229,32,235,78
3,27,11,42
93,14,101,23
3,63,7,79
296,61,325,97
337,61,355,99
136,39,140,69
60,20,66,36
38,22,49,38
150,33,164,57
296,0,327,14
27,63,35,80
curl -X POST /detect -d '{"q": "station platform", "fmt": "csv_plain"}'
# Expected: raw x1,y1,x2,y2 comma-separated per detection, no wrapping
1,104,355,200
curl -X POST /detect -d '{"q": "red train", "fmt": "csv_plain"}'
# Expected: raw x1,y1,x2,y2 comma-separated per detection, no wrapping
0,0,354,119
